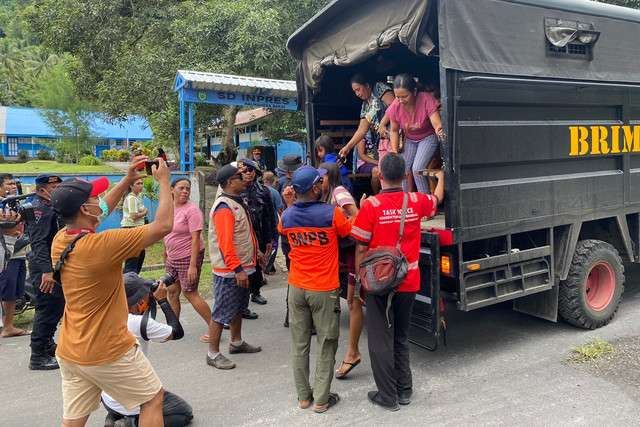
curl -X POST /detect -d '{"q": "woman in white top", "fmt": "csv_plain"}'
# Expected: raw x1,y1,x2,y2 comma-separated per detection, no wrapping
121,178,148,274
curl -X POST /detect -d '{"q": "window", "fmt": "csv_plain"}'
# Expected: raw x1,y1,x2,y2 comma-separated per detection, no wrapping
545,17,599,61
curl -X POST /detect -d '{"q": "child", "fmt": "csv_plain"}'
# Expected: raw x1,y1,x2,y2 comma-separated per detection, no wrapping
314,135,353,193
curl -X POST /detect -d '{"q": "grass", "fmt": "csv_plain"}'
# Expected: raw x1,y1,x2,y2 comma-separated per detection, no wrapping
1,160,119,174
566,338,615,363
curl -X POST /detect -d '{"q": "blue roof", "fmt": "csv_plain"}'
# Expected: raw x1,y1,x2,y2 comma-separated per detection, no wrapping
3,107,152,140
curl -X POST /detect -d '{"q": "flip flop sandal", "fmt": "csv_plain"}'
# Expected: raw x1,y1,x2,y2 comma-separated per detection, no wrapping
313,393,340,413
335,358,361,379
298,396,314,409
298,388,314,409
200,334,210,343
2,329,31,338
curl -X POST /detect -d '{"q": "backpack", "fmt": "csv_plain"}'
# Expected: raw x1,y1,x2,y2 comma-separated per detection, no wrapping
358,193,409,327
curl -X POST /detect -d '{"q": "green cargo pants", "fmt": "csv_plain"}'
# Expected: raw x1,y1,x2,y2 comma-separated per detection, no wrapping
288,285,341,406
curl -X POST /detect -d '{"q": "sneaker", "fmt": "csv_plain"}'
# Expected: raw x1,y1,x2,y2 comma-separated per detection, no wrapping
206,353,236,370
251,293,267,305
29,353,59,371
397,390,412,405
367,391,400,411
229,341,262,354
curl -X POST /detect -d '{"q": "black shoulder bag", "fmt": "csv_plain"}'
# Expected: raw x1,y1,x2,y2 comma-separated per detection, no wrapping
52,233,88,296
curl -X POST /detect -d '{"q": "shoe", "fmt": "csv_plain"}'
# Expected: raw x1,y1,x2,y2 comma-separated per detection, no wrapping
45,342,57,358
113,417,136,427
397,390,412,405
241,308,258,319
229,341,262,354
251,293,267,305
206,353,235,370
104,412,120,427
367,391,400,411
313,392,339,413
335,358,361,379
29,353,59,370
223,323,230,330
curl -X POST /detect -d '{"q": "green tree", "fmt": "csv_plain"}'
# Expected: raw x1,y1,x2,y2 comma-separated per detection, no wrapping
22,0,327,161
35,63,100,163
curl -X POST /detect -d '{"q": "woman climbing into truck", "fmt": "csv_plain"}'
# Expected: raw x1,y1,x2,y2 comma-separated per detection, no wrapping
386,73,443,194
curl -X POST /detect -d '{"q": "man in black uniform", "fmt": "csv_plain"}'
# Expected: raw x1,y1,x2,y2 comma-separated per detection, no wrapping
26,173,64,370
236,158,277,317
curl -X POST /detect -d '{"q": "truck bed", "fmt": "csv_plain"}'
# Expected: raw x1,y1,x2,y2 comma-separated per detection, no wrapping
421,210,446,231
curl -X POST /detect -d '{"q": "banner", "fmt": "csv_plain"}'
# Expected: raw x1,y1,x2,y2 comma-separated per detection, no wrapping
180,88,297,110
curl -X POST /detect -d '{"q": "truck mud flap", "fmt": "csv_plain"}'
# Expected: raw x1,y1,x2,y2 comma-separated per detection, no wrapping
409,231,442,351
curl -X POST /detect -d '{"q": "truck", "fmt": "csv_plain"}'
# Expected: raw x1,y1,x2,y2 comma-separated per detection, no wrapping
286,0,640,349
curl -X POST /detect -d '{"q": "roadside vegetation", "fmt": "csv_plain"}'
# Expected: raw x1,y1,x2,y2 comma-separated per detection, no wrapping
565,338,615,363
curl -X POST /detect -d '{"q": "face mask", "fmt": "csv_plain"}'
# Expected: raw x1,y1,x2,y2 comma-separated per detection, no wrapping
84,197,108,225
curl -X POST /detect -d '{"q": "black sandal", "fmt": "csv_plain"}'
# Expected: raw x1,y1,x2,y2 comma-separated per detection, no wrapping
313,392,340,413
335,358,361,379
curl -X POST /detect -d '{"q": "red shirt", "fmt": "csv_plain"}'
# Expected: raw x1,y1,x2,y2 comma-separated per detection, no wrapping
350,189,438,292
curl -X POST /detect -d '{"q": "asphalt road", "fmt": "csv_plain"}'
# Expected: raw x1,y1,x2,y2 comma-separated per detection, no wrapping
2,261,639,426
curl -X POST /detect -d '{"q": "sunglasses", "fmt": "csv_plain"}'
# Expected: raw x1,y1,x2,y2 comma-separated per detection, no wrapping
242,166,255,173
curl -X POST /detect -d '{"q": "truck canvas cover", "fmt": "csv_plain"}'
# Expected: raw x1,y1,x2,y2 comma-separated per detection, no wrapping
287,0,640,90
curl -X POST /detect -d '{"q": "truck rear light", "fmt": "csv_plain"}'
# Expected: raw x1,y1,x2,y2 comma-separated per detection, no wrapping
441,255,451,275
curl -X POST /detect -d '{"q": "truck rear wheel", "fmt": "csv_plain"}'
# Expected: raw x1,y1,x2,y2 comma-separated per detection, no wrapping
559,239,624,329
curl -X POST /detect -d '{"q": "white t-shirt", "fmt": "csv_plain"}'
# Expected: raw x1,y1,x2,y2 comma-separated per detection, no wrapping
101,313,172,415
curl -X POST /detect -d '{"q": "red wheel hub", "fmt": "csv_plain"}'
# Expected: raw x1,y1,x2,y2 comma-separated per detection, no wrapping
585,261,615,311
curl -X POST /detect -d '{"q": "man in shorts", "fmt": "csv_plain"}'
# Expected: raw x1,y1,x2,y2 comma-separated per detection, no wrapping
0,173,30,338
206,164,265,370
50,156,173,426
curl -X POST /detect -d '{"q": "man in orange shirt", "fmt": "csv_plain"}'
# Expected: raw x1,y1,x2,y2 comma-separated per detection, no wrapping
207,164,265,370
278,165,352,413
49,157,173,427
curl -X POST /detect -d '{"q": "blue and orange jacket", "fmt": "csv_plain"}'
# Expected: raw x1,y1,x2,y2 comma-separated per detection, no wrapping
278,200,352,291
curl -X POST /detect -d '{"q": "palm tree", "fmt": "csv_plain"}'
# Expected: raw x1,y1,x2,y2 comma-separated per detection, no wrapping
24,46,60,77
0,38,21,93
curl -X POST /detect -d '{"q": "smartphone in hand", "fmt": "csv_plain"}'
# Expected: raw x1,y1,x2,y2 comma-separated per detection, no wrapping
145,160,159,175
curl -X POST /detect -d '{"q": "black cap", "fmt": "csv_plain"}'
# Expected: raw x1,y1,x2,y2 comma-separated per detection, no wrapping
216,164,246,186
124,272,153,307
35,173,62,185
51,177,109,218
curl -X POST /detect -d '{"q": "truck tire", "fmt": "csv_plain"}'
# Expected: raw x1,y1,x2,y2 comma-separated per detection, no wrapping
559,239,624,329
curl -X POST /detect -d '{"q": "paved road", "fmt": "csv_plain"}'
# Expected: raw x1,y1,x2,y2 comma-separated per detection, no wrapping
2,263,639,426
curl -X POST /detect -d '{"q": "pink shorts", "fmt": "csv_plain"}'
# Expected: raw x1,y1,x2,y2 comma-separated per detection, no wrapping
378,138,392,161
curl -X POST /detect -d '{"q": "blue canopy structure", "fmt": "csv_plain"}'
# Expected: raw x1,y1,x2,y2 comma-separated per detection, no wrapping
173,70,298,171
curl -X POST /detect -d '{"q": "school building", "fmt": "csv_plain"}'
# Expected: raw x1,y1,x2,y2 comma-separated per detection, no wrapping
0,106,153,159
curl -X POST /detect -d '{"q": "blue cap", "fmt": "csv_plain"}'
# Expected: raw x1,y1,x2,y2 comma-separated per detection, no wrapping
291,165,327,193
35,173,62,185
237,158,262,176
